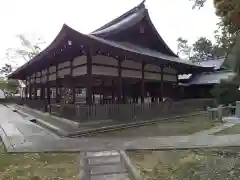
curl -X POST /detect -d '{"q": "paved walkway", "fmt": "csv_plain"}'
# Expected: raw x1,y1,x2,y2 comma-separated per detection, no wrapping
3,104,240,179
2,104,240,153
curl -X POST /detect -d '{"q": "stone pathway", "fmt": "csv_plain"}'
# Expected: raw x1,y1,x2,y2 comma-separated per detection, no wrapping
80,150,131,180
2,104,240,179
2,104,240,152
192,123,236,136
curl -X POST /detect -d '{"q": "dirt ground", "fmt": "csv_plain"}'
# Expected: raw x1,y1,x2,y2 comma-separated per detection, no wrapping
96,114,219,137
215,124,240,135
128,148,240,180
0,140,80,180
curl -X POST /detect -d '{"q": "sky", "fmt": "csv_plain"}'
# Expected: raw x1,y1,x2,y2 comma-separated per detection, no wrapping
0,0,219,67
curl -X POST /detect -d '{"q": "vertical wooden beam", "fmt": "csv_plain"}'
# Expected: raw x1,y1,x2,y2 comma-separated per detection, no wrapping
40,70,43,100
46,67,50,105
176,74,179,100
160,66,164,101
70,58,75,104
117,59,123,103
29,76,32,100
25,79,28,100
86,48,93,105
141,61,145,103
55,63,59,103
111,79,115,103
34,72,37,99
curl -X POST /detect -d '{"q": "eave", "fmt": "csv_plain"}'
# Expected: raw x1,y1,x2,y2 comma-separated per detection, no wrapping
8,25,214,80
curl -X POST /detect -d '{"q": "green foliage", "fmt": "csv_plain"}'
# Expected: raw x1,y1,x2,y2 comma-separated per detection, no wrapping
190,0,207,9
227,34,240,75
0,64,13,76
190,37,214,62
191,0,240,33
177,37,191,58
1,34,44,77
0,79,19,94
211,79,240,105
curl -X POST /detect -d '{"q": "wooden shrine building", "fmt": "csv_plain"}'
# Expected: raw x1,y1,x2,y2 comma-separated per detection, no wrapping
8,1,214,121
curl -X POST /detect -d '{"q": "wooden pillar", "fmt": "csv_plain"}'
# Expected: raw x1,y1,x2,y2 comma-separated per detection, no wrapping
111,79,115,103
29,77,32,100
117,59,123,103
160,66,164,101
176,74,179,100
70,58,75,104
46,67,50,104
86,48,93,105
141,61,145,103
100,79,104,104
39,71,43,100
55,63,59,103
34,73,37,99
25,80,28,100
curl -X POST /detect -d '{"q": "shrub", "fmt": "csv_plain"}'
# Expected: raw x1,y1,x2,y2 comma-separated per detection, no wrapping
211,79,240,105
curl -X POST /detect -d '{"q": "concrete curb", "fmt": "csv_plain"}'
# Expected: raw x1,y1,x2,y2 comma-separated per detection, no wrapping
0,126,14,151
120,150,143,180
68,111,208,137
11,108,68,137
16,104,80,127
11,103,209,138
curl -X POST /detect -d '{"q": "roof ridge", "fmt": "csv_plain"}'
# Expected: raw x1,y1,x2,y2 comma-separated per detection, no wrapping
91,0,146,33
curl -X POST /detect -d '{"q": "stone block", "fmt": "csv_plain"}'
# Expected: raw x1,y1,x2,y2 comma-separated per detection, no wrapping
86,150,119,157
236,101,240,118
91,173,130,180
90,164,127,175
88,155,121,165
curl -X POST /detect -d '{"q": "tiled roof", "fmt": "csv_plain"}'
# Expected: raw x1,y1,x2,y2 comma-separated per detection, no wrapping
183,71,235,85
193,57,225,70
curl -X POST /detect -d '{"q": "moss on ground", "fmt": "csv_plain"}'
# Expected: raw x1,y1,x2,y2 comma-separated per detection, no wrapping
96,114,219,137
0,141,80,180
128,148,240,180
215,124,240,135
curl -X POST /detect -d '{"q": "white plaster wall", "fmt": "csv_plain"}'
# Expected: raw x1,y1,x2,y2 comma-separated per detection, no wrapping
58,68,70,78
122,69,141,78
163,67,177,74
163,74,177,82
36,78,40,83
49,73,56,81
58,61,70,69
92,55,118,66
41,76,47,83
145,64,161,72
42,69,47,75
49,66,56,73
73,56,87,66
122,60,141,69
73,66,87,76
92,65,118,76
145,72,161,80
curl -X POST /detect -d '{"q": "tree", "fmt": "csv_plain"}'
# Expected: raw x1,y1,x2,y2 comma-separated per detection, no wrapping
0,64,13,77
228,34,240,76
177,37,192,59
1,34,45,75
190,0,240,32
0,78,20,96
0,34,44,96
190,37,215,62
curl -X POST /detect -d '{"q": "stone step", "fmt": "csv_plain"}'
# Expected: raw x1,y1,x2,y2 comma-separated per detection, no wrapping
91,173,130,180
81,150,138,180
88,155,121,166
86,150,120,157
90,164,127,175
